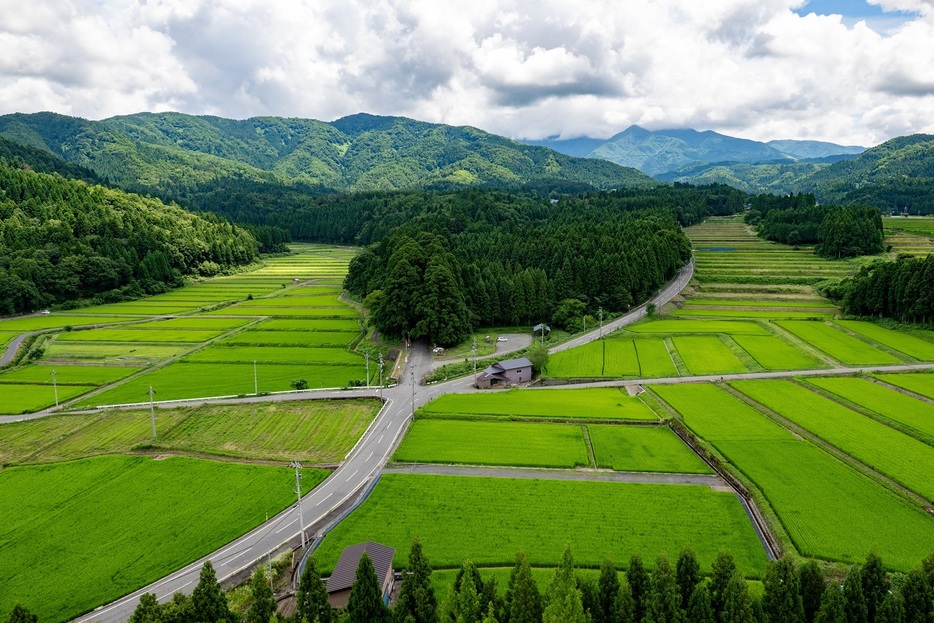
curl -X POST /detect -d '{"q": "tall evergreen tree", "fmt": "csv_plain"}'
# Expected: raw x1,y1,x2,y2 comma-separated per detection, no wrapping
676,549,702,613
687,585,715,623
629,554,652,623
646,555,685,623
453,561,482,623
710,551,737,623
5,605,37,623
246,567,276,623
617,578,636,623
762,558,804,623
876,593,905,623
191,561,233,623
844,566,869,623
347,553,390,623
798,561,825,623
481,603,498,623
901,568,933,623
543,546,586,623
393,540,438,623
815,583,846,623
720,573,754,623
297,557,332,623
863,552,890,623
506,553,542,623
596,557,621,623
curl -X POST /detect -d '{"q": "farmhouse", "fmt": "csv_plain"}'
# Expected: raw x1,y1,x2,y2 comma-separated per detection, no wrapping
325,541,395,608
475,357,533,389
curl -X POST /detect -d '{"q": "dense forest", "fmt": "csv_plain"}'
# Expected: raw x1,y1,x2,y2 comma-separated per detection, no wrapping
823,254,934,323
746,196,884,258
97,541,934,623
341,188,734,345
0,165,258,315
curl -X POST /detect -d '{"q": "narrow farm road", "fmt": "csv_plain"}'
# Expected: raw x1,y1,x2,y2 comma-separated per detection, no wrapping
0,331,33,366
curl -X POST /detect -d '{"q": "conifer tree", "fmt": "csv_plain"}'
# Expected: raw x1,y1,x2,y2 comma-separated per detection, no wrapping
798,561,825,623
720,572,754,623
393,540,438,623
710,551,737,622
762,558,804,623
297,557,332,623
347,553,390,623
815,583,846,623
876,592,905,623
617,578,636,623
481,603,498,623
596,557,621,623
5,605,37,623
505,553,542,623
542,546,586,623
454,561,482,623
901,568,933,623
687,584,715,623
628,554,651,623
646,555,685,623
844,566,869,623
246,567,276,623
862,552,890,623
677,549,702,613
191,561,233,623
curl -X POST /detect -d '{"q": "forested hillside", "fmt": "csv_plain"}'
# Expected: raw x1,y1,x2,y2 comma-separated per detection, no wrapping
342,186,761,345
0,165,258,315
0,112,653,226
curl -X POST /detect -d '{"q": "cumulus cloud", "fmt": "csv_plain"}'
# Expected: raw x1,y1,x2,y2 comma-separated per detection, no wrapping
0,0,933,145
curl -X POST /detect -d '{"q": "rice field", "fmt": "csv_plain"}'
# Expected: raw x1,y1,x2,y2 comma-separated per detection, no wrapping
672,309,835,320
0,365,137,386
834,321,934,361
873,372,934,400
54,328,224,343
626,319,769,335
732,380,934,501
1,384,97,414
775,321,902,365
216,330,357,347
652,383,934,571
634,340,679,377
42,343,189,365
730,335,824,371
587,425,712,473
0,316,145,332
182,345,361,365
670,336,748,375
257,318,360,332
420,388,659,421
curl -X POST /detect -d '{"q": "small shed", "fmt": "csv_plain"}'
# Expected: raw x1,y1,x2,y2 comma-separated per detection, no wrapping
532,323,551,334
326,541,396,609
475,357,533,389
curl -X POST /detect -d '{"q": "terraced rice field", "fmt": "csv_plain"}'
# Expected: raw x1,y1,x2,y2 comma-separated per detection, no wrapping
834,321,934,361
883,217,934,255
183,345,362,365
731,335,824,371
545,340,646,378
0,365,136,386
672,309,835,320
217,330,357,347
393,420,589,468
805,377,934,441
0,316,145,332
776,321,901,365
670,336,748,375
652,383,934,571
634,340,679,377
873,372,934,400
604,340,641,376
54,328,224,343
420,388,659,421
587,425,712,473
314,474,769,576
732,380,934,501
627,319,769,335
42,343,189,365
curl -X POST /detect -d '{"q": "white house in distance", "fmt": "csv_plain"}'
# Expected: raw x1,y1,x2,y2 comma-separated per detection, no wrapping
475,357,533,389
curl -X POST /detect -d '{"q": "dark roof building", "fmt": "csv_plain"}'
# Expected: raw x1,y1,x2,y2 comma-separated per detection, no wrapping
476,357,533,389
326,541,396,608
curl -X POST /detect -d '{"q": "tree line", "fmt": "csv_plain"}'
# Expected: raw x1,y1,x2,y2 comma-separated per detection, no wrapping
0,164,259,315
822,254,934,324
343,192,692,346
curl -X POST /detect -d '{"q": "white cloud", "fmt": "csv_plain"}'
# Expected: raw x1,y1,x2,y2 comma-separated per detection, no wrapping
0,0,932,145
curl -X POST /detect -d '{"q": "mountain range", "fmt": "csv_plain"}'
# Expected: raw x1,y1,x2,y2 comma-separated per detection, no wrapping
523,125,866,176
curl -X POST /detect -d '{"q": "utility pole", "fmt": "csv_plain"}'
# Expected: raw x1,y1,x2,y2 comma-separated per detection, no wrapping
148,385,157,439
365,352,370,388
378,353,384,400
541,323,546,344
410,364,416,418
50,369,58,407
266,512,273,591
290,461,306,549
253,360,258,395
599,307,603,337
472,338,477,386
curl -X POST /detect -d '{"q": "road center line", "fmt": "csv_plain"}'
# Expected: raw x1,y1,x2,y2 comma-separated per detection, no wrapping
315,492,333,507
345,469,359,482
275,519,297,534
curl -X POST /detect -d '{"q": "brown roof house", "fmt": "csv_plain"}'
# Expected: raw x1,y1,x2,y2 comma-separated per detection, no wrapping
326,541,396,609
475,357,533,389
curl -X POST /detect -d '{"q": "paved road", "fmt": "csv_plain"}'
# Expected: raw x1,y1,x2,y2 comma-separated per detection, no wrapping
0,331,33,366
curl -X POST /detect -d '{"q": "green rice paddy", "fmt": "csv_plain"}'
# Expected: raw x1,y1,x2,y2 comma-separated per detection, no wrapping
730,335,824,370
587,425,712,473
670,336,748,375
874,372,934,400
420,389,659,421
834,321,934,361
776,321,901,365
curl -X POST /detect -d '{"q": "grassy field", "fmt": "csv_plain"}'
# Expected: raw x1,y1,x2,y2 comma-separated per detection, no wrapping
420,389,659,421
393,420,589,468
671,336,748,375
626,320,769,335
834,321,934,361
652,383,934,570
730,335,824,370
314,474,769,576
775,321,902,365
732,380,934,501
0,365,137,386
42,342,189,365
672,309,835,320
0,456,327,623
805,377,934,441
634,340,678,377
1,384,97,414
683,300,837,309
874,372,934,400
79,361,365,406
588,425,712,473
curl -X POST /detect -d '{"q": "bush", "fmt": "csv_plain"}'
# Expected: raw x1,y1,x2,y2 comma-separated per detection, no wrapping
290,378,309,390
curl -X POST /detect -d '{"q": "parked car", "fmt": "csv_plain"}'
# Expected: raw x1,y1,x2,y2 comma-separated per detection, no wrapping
496,337,508,342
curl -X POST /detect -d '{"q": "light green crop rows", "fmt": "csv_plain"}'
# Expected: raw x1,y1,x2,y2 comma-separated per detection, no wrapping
588,425,712,473
604,340,641,376
257,318,360,332
634,340,678,377
55,328,223,343
673,309,834,320
776,321,901,365
0,365,136,386
544,342,604,378
1,384,95,414
652,383,934,571
731,335,823,371
627,320,769,335
217,330,357,347
874,373,934,400
671,336,748,375
183,345,361,365
421,389,659,421
835,321,934,361
0,316,144,332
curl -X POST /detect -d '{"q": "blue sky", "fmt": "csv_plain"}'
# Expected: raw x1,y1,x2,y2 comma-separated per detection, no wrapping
795,0,919,28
